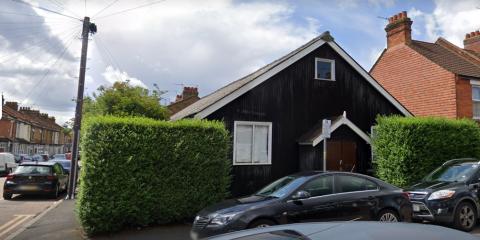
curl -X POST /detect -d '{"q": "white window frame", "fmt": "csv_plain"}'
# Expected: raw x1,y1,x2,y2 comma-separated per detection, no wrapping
471,80,480,120
314,58,335,81
233,121,272,165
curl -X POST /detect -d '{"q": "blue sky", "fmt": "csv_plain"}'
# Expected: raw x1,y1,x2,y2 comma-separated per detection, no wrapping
0,0,478,123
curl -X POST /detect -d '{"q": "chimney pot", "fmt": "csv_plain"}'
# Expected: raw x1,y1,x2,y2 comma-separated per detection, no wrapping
464,29,480,54
385,11,413,48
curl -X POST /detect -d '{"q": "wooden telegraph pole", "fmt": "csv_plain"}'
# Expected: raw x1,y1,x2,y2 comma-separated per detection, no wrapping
67,17,95,199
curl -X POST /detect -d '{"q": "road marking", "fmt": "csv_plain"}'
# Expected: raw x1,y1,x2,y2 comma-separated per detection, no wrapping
4,198,64,240
0,215,33,238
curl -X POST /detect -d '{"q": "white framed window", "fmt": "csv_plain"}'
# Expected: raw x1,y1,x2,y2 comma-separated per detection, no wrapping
233,121,272,165
315,58,335,81
473,84,480,119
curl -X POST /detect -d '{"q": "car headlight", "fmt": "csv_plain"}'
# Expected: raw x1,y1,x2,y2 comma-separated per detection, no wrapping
428,190,455,200
209,212,240,226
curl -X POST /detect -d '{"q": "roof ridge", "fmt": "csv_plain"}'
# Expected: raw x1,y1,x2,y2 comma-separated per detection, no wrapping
436,37,480,67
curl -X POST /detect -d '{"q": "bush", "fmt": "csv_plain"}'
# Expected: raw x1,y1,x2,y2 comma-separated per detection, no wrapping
373,116,480,187
77,116,231,235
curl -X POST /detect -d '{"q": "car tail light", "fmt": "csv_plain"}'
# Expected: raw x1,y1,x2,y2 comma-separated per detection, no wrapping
6,174,14,180
47,175,56,180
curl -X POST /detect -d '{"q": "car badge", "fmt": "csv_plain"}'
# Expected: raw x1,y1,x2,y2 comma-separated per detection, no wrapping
28,176,32,179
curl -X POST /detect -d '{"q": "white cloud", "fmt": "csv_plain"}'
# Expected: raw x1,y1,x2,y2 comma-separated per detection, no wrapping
102,66,148,88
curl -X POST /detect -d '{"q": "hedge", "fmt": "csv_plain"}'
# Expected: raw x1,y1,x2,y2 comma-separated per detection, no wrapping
373,116,480,187
76,116,231,235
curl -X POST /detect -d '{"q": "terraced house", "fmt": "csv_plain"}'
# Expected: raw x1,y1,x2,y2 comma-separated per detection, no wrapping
371,11,480,119
0,99,71,155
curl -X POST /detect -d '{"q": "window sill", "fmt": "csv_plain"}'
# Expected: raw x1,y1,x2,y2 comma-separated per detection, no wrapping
233,162,272,166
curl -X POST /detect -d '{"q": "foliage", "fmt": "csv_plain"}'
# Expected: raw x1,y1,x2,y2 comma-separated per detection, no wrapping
373,116,480,187
83,81,169,120
76,116,231,235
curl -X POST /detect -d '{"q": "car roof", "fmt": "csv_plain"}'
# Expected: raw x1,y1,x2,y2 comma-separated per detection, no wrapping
206,222,477,240
288,171,398,189
20,161,57,166
443,158,480,165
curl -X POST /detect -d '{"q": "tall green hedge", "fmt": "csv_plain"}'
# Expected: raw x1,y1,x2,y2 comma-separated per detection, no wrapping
373,116,480,187
77,116,231,235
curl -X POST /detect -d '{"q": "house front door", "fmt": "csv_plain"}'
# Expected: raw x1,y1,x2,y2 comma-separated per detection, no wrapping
326,141,357,172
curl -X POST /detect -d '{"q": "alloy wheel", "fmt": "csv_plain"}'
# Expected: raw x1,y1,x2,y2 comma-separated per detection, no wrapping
459,206,475,229
379,212,398,222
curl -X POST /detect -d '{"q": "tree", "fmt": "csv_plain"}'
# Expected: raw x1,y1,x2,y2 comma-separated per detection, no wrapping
83,80,169,120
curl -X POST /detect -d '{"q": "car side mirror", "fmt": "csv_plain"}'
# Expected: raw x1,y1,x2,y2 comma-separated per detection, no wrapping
291,190,311,200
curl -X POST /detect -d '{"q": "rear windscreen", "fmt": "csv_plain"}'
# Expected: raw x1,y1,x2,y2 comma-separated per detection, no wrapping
15,166,52,175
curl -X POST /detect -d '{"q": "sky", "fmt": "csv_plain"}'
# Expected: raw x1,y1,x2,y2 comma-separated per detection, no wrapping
0,0,479,124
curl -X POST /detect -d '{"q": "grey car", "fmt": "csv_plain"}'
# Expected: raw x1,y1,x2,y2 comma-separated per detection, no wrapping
204,222,478,240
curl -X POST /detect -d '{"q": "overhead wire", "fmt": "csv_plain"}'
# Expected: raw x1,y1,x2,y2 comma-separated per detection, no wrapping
93,34,124,82
44,0,82,19
91,0,120,18
94,0,167,19
0,24,82,64
11,0,82,21
21,30,79,106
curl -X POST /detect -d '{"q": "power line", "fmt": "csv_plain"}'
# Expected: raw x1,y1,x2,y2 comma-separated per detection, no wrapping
22,31,79,106
11,0,82,21
92,0,120,18
94,35,124,82
44,0,82,19
94,0,167,19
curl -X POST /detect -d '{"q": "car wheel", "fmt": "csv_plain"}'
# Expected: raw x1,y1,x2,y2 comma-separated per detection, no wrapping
3,193,12,200
248,219,276,229
377,209,399,222
454,202,477,232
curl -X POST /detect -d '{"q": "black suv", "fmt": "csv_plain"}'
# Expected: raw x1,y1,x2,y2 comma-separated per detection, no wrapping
407,158,480,231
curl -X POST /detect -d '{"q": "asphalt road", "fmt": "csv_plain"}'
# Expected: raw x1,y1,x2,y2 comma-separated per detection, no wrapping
0,177,64,239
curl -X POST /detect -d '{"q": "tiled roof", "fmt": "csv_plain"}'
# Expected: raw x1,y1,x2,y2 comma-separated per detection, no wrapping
410,40,480,78
2,106,63,131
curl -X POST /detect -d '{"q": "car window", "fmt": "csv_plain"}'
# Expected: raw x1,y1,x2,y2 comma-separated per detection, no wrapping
15,166,52,175
301,176,334,197
336,175,378,193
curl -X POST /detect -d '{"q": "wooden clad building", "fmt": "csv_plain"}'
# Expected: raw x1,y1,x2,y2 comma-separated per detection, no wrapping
172,32,411,196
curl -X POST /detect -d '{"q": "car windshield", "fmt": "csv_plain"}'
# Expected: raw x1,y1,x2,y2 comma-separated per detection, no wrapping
14,165,52,175
423,162,479,182
256,176,306,198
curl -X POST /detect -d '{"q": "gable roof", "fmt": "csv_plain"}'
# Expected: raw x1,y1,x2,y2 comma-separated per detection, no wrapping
297,112,371,146
171,31,411,120
409,39,480,78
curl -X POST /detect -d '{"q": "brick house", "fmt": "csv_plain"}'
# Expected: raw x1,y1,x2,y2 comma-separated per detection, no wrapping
370,11,480,119
167,86,200,115
0,99,67,155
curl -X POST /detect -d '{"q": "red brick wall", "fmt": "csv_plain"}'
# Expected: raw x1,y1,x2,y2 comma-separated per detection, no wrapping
456,76,473,118
0,120,13,139
371,45,457,118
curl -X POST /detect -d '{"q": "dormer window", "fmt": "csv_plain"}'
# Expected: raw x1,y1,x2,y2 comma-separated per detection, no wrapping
315,58,335,81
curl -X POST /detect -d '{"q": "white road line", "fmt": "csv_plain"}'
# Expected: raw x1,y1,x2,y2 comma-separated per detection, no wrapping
4,198,64,240
0,215,33,238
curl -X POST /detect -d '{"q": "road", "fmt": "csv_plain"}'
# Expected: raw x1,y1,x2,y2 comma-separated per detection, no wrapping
0,177,63,240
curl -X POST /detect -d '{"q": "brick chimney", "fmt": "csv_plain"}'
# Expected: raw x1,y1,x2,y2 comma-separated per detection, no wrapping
5,102,18,111
385,11,412,48
464,30,480,54
175,86,199,103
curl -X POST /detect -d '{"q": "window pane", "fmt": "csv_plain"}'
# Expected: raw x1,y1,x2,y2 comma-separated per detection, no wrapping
302,176,333,197
474,102,480,118
473,86,480,100
235,125,253,163
336,175,377,193
253,125,269,163
316,60,332,80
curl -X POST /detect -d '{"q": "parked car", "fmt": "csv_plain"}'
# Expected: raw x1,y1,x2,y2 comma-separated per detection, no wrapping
31,154,45,162
204,222,477,240
51,154,67,160
407,158,480,231
3,161,69,200
15,154,32,164
40,154,49,161
50,159,71,174
191,171,412,239
0,152,16,175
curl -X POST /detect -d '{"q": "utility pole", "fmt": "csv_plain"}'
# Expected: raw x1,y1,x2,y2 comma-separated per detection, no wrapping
67,17,94,199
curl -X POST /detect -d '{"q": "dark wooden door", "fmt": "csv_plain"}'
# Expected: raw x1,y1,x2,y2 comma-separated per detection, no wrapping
326,141,357,171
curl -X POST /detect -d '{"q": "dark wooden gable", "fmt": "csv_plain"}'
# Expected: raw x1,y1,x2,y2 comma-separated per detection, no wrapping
206,43,402,196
